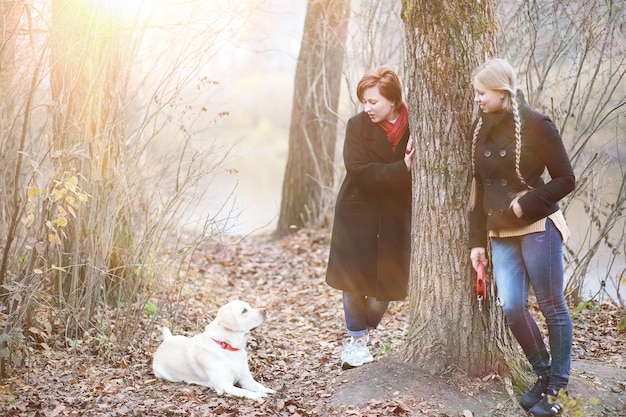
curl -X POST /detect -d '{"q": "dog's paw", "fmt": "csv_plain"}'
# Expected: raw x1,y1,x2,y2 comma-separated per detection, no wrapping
245,391,268,401
241,381,276,395
221,385,270,401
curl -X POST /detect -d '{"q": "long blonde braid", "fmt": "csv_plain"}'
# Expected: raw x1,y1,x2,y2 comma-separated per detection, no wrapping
510,93,533,211
469,117,483,211
510,93,528,189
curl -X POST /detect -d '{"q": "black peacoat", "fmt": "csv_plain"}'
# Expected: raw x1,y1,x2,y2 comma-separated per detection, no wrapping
325,111,412,301
468,101,575,249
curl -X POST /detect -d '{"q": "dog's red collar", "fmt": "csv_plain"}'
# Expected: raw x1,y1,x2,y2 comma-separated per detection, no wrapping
211,337,239,351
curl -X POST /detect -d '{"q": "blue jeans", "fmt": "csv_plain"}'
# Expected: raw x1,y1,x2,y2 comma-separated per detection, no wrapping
342,292,389,337
491,219,572,390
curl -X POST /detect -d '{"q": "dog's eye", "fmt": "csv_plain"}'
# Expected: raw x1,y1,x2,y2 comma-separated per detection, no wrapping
241,308,248,314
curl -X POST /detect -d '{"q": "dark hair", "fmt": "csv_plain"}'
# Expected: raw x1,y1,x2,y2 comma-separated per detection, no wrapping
356,67,402,108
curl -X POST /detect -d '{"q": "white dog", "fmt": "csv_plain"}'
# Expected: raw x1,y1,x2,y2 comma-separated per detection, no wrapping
152,300,276,400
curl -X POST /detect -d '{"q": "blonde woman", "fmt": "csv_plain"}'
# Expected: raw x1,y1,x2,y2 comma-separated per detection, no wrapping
468,59,575,417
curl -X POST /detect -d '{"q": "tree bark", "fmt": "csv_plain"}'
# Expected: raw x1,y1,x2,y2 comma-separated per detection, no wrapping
275,0,350,237
400,0,524,378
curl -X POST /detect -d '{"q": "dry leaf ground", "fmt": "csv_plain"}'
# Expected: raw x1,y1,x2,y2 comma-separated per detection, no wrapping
1,229,625,416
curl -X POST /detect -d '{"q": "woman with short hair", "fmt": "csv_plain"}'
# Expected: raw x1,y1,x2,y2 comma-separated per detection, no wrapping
326,67,415,370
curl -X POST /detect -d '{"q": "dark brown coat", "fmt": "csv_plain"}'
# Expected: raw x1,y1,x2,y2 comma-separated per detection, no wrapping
325,111,411,301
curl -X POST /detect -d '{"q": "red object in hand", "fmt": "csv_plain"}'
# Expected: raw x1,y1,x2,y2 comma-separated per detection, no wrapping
476,261,486,311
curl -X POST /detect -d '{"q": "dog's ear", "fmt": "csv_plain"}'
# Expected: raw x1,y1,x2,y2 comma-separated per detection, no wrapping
216,305,238,332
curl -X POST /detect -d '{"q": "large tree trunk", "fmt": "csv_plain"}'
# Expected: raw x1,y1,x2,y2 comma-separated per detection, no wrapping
275,0,350,237
401,0,524,379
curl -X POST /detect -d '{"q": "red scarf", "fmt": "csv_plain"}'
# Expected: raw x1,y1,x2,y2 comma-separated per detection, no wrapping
379,102,409,151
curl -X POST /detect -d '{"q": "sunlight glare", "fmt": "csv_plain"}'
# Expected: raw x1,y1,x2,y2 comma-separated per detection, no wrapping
86,0,164,22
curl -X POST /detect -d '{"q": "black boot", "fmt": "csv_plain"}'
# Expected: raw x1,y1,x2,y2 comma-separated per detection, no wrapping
529,388,564,417
520,375,549,410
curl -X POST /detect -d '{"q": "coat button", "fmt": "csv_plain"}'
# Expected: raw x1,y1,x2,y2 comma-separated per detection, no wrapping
499,149,507,157
498,209,504,215
487,208,493,216
500,179,508,186
484,150,492,157
485,179,492,186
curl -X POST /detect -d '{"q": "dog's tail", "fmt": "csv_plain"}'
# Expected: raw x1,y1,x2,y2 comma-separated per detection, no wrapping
160,326,172,340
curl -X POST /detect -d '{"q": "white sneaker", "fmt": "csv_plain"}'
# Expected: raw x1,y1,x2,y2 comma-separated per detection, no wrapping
341,337,373,369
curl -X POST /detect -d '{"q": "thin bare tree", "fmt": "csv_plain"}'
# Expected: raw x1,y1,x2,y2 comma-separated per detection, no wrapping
275,0,350,237
343,0,405,105
498,0,626,306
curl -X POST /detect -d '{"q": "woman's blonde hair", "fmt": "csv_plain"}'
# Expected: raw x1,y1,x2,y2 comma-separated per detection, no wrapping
470,58,528,210
472,58,516,112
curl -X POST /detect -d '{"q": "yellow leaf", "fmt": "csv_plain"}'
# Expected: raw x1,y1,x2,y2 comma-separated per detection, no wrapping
48,234,59,244
65,196,75,206
53,217,68,227
53,190,64,202
27,187,40,198
51,264,66,272
57,206,68,217
34,269,43,274
78,193,89,203
22,214,35,228
64,177,77,193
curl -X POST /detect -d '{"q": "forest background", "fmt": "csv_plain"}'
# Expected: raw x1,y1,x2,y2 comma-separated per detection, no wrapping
0,0,624,415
